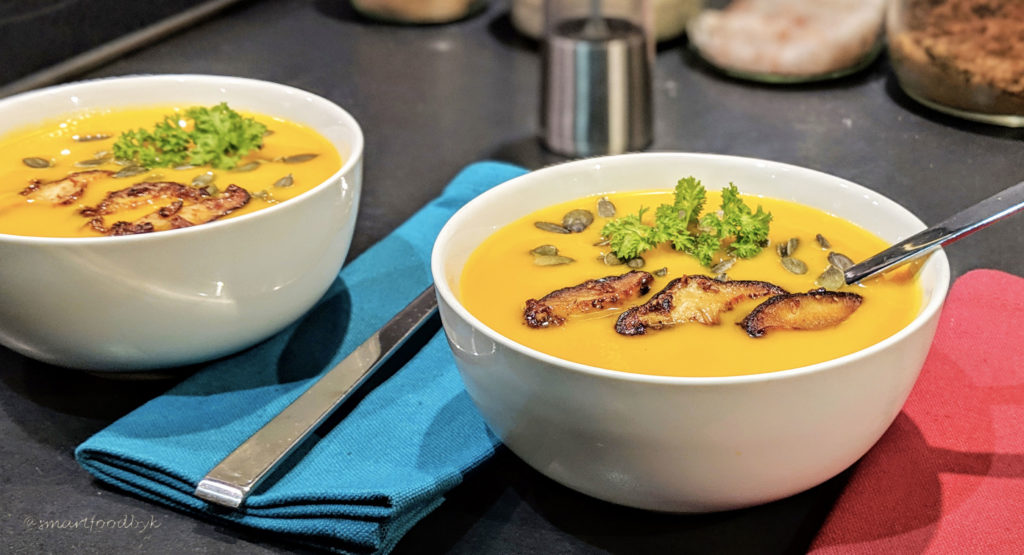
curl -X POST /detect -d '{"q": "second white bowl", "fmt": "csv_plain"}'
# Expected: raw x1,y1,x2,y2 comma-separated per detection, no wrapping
0,75,363,371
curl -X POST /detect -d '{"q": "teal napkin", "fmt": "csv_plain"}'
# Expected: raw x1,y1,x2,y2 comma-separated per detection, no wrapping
75,161,529,554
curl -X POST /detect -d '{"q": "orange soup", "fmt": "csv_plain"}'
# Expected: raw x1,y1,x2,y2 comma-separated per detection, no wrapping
460,189,922,377
0,105,342,238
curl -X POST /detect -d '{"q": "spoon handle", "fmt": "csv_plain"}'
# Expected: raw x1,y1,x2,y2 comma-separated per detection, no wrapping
844,180,1024,284
194,285,438,508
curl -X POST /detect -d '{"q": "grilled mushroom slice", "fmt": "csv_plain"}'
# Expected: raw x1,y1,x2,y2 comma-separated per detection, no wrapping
80,181,208,217
740,290,863,338
19,170,113,205
616,275,786,336
524,270,655,328
103,184,251,236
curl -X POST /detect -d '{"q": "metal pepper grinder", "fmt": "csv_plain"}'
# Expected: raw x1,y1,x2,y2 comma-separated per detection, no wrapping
541,0,654,157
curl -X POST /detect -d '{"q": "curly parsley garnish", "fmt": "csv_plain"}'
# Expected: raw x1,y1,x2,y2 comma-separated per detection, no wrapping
600,177,772,267
113,103,267,170
707,184,773,259
601,207,661,261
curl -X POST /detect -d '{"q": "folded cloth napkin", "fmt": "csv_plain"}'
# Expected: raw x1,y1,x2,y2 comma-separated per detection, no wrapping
76,161,528,554
810,269,1024,553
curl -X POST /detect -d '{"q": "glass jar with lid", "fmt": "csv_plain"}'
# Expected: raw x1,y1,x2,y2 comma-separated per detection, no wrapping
686,0,886,83
886,0,1024,126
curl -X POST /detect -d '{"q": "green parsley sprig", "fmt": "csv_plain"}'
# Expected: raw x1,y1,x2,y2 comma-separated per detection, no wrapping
601,207,661,260
112,103,267,170
599,177,772,267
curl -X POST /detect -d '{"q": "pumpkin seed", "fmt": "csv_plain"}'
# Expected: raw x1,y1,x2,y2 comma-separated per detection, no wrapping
653,267,668,277
534,221,570,234
73,133,111,142
597,196,616,218
710,257,735,274
203,184,219,196
530,245,558,256
816,265,845,291
113,165,148,178
776,237,800,257
75,156,111,167
602,252,623,265
279,153,318,164
114,158,134,166
562,209,594,233
22,157,52,169
273,174,294,188
263,129,275,137
234,161,260,172
173,163,197,170
715,273,730,282
626,257,645,269
93,150,110,158
533,254,575,266
781,256,808,275
816,233,831,249
192,172,215,187
593,238,610,247
252,190,271,200
827,252,855,271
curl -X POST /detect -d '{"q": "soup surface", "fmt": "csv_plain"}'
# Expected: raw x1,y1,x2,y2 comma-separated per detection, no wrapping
0,105,342,238
460,189,922,377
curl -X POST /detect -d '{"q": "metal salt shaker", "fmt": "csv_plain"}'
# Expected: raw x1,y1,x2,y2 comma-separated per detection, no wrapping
541,0,654,157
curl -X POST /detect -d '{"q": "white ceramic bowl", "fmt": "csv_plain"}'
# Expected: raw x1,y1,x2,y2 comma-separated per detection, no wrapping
432,153,949,512
0,75,363,371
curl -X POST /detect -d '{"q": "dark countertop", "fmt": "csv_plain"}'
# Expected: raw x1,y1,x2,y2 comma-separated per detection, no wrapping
2,1,1023,553
0,0,213,84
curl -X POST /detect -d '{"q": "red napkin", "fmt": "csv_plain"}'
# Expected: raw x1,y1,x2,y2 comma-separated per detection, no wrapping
810,269,1024,554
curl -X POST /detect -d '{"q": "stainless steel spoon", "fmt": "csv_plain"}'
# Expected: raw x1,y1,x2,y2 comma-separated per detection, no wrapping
194,285,439,508
845,180,1024,284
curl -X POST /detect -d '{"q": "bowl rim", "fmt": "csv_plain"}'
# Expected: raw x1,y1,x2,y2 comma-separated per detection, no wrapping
431,152,951,385
0,73,364,245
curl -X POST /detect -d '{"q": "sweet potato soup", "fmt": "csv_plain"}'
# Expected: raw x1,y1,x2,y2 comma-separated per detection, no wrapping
0,105,341,238
460,189,922,377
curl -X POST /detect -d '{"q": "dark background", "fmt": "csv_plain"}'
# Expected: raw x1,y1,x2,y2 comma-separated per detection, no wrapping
0,0,210,84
